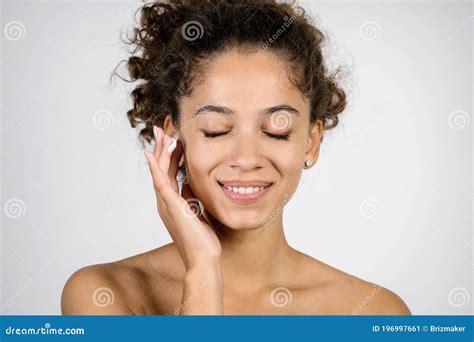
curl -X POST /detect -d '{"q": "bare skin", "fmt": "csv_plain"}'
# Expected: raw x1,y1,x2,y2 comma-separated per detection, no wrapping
61,48,411,316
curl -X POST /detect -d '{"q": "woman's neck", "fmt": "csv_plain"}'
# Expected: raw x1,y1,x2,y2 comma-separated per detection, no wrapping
208,211,296,290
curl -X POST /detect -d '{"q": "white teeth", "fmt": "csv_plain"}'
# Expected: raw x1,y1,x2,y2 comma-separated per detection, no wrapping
224,185,266,194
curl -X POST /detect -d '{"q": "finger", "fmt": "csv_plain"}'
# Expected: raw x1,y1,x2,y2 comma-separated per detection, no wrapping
168,139,183,193
157,134,176,177
144,149,179,206
152,125,164,161
168,138,183,181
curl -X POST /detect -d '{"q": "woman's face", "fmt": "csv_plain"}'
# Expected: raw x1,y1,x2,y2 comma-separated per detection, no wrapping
171,47,322,230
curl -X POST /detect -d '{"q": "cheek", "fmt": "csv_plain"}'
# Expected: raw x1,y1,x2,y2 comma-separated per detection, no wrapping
184,141,220,178
266,138,305,167
276,156,303,190
266,142,305,190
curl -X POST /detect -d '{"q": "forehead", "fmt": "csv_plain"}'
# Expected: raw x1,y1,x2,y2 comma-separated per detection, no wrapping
181,48,308,113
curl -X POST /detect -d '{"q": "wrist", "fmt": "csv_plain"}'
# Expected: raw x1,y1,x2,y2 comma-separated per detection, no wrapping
186,256,222,273
186,259,222,277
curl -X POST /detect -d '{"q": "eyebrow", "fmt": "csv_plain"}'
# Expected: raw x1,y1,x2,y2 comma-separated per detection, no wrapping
191,104,301,118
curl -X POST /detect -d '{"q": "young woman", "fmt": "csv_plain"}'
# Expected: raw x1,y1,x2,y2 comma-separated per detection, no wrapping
61,0,411,315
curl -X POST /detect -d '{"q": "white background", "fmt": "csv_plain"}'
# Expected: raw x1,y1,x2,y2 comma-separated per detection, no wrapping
1,0,472,314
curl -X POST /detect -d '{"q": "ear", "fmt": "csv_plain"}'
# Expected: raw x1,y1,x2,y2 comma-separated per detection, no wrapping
304,119,324,166
163,114,185,166
163,114,177,137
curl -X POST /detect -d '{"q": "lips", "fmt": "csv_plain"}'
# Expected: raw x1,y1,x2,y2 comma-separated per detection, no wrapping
217,180,273,188
217,180,273,204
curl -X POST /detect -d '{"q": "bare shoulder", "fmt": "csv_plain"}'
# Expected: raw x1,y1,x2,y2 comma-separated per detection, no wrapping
61,243,184,315
295,253,411,315
344,275,412,315
61,262,132,315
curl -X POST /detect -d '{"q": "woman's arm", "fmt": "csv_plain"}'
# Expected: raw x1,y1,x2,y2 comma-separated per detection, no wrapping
178,260,223,315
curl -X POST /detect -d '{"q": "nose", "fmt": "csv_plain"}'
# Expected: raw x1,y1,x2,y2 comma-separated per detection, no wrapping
228,129,263,171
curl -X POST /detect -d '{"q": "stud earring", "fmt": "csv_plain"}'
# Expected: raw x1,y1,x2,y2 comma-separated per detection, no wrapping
304,160,313,169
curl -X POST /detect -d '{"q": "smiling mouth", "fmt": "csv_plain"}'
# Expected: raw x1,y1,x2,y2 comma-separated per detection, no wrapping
217,181,273,204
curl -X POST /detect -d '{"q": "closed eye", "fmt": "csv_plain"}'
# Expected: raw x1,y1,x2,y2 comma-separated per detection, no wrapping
203,130,230,138
264,132,290,141
203,130,290,141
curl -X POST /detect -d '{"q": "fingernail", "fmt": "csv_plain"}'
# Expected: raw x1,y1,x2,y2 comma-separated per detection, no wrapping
144,150,151,161
153,126,158,138
167,137,177,153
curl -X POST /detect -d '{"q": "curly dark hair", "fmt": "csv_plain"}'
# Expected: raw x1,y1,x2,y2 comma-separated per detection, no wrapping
115,0,347,147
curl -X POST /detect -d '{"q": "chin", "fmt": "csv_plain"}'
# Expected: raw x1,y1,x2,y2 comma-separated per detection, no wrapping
215,210,273,230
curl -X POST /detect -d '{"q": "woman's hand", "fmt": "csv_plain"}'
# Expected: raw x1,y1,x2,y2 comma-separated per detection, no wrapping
144,126,222,270
144,126,224,314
